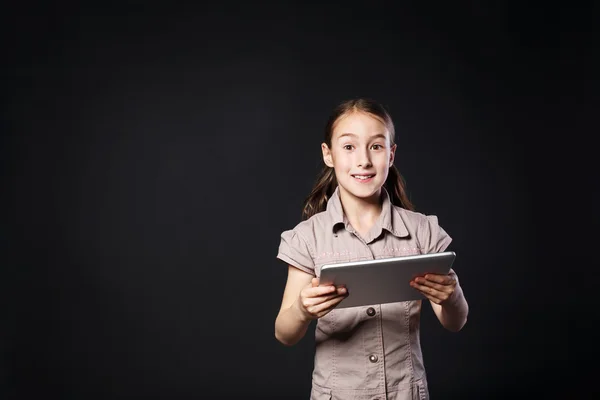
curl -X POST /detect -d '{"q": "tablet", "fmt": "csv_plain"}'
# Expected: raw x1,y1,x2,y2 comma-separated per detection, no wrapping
319,251,456,308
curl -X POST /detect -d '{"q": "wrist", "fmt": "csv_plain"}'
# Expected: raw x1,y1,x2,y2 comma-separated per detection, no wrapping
443,284,467,316
292,299,312,324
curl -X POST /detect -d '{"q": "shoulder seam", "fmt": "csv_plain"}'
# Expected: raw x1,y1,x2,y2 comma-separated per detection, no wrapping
293,226,315,260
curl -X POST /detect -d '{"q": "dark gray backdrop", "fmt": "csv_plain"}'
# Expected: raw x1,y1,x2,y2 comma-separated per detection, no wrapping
3,1,598,399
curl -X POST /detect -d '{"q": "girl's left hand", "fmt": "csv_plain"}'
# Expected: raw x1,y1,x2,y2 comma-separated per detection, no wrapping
410,273,456,305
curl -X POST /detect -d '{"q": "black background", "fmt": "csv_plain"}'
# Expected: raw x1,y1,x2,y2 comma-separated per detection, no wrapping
3,1,598,399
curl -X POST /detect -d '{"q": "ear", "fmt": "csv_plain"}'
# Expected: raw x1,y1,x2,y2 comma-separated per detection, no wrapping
389,144,397,167
322,143,334,168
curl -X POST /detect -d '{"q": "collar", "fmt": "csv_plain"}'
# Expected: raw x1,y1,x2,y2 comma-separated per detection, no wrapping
325,186,409,239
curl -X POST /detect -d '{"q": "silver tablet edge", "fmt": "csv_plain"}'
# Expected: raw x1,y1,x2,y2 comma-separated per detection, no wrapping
320,251,456,271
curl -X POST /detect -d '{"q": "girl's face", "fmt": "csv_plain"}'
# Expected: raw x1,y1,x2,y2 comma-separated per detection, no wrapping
322,111,396,203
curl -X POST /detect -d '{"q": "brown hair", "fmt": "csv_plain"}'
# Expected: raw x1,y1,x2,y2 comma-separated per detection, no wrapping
301,98,414,220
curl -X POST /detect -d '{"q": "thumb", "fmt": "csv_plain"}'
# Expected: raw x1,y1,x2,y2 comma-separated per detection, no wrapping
311,277,320,287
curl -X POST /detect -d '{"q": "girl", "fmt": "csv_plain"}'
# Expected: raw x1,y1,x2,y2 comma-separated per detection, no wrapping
274,98,469,400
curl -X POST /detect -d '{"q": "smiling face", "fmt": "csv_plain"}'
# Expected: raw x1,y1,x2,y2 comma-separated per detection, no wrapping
321,111,396,204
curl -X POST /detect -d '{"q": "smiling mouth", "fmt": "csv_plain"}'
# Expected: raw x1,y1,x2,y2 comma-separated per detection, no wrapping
352,175,374,180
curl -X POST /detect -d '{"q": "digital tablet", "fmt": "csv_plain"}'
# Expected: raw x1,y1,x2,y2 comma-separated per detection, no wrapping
319,251,456,308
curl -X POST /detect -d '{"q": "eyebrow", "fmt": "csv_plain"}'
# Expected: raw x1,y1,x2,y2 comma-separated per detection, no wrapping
337,132,388,140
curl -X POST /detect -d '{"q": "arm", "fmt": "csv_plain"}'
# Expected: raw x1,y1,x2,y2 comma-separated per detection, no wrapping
429,270,469,332
410,269,469,332
275,266,347,346
275,267,314,346
413,216,467,331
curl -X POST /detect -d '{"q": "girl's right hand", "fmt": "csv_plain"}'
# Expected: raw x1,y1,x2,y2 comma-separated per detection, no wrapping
295,278,348,321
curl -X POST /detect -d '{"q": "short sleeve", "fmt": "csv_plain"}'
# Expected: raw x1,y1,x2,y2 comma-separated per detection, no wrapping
417,215,452,254
277,229,315,276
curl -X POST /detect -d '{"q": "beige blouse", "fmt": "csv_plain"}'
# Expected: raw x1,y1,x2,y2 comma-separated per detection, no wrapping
277,187,454,400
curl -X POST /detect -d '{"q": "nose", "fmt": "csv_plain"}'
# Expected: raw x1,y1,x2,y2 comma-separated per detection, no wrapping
357,148,372,168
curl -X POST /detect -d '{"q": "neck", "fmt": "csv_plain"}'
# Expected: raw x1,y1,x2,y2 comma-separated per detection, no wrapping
338,188,383,235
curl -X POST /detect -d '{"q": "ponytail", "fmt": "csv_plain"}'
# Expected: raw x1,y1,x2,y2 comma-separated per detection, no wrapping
385,165,415,211
301,166,337,220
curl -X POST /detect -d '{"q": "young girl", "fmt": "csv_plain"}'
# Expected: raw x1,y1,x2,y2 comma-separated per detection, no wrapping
274,98,469,400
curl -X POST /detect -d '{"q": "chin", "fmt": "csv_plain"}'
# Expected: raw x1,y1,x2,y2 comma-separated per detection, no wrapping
346,186,382,200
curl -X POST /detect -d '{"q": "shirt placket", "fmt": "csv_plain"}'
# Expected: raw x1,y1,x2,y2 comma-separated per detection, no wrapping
347,226,388,399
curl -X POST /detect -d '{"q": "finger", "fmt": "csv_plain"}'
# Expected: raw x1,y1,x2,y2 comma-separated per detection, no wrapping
304,286,347,306
414,277,454,293
311,294,348,317
441,274,457,286
420,291,442,304
304,291,346,310
412,277,445,292
421,274,448,284
410,281,450,303
422,274,456,286
311,278,319,287
303,284,338,298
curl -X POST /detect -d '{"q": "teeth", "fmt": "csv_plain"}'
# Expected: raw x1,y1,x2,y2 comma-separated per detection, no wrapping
354,175,373,180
